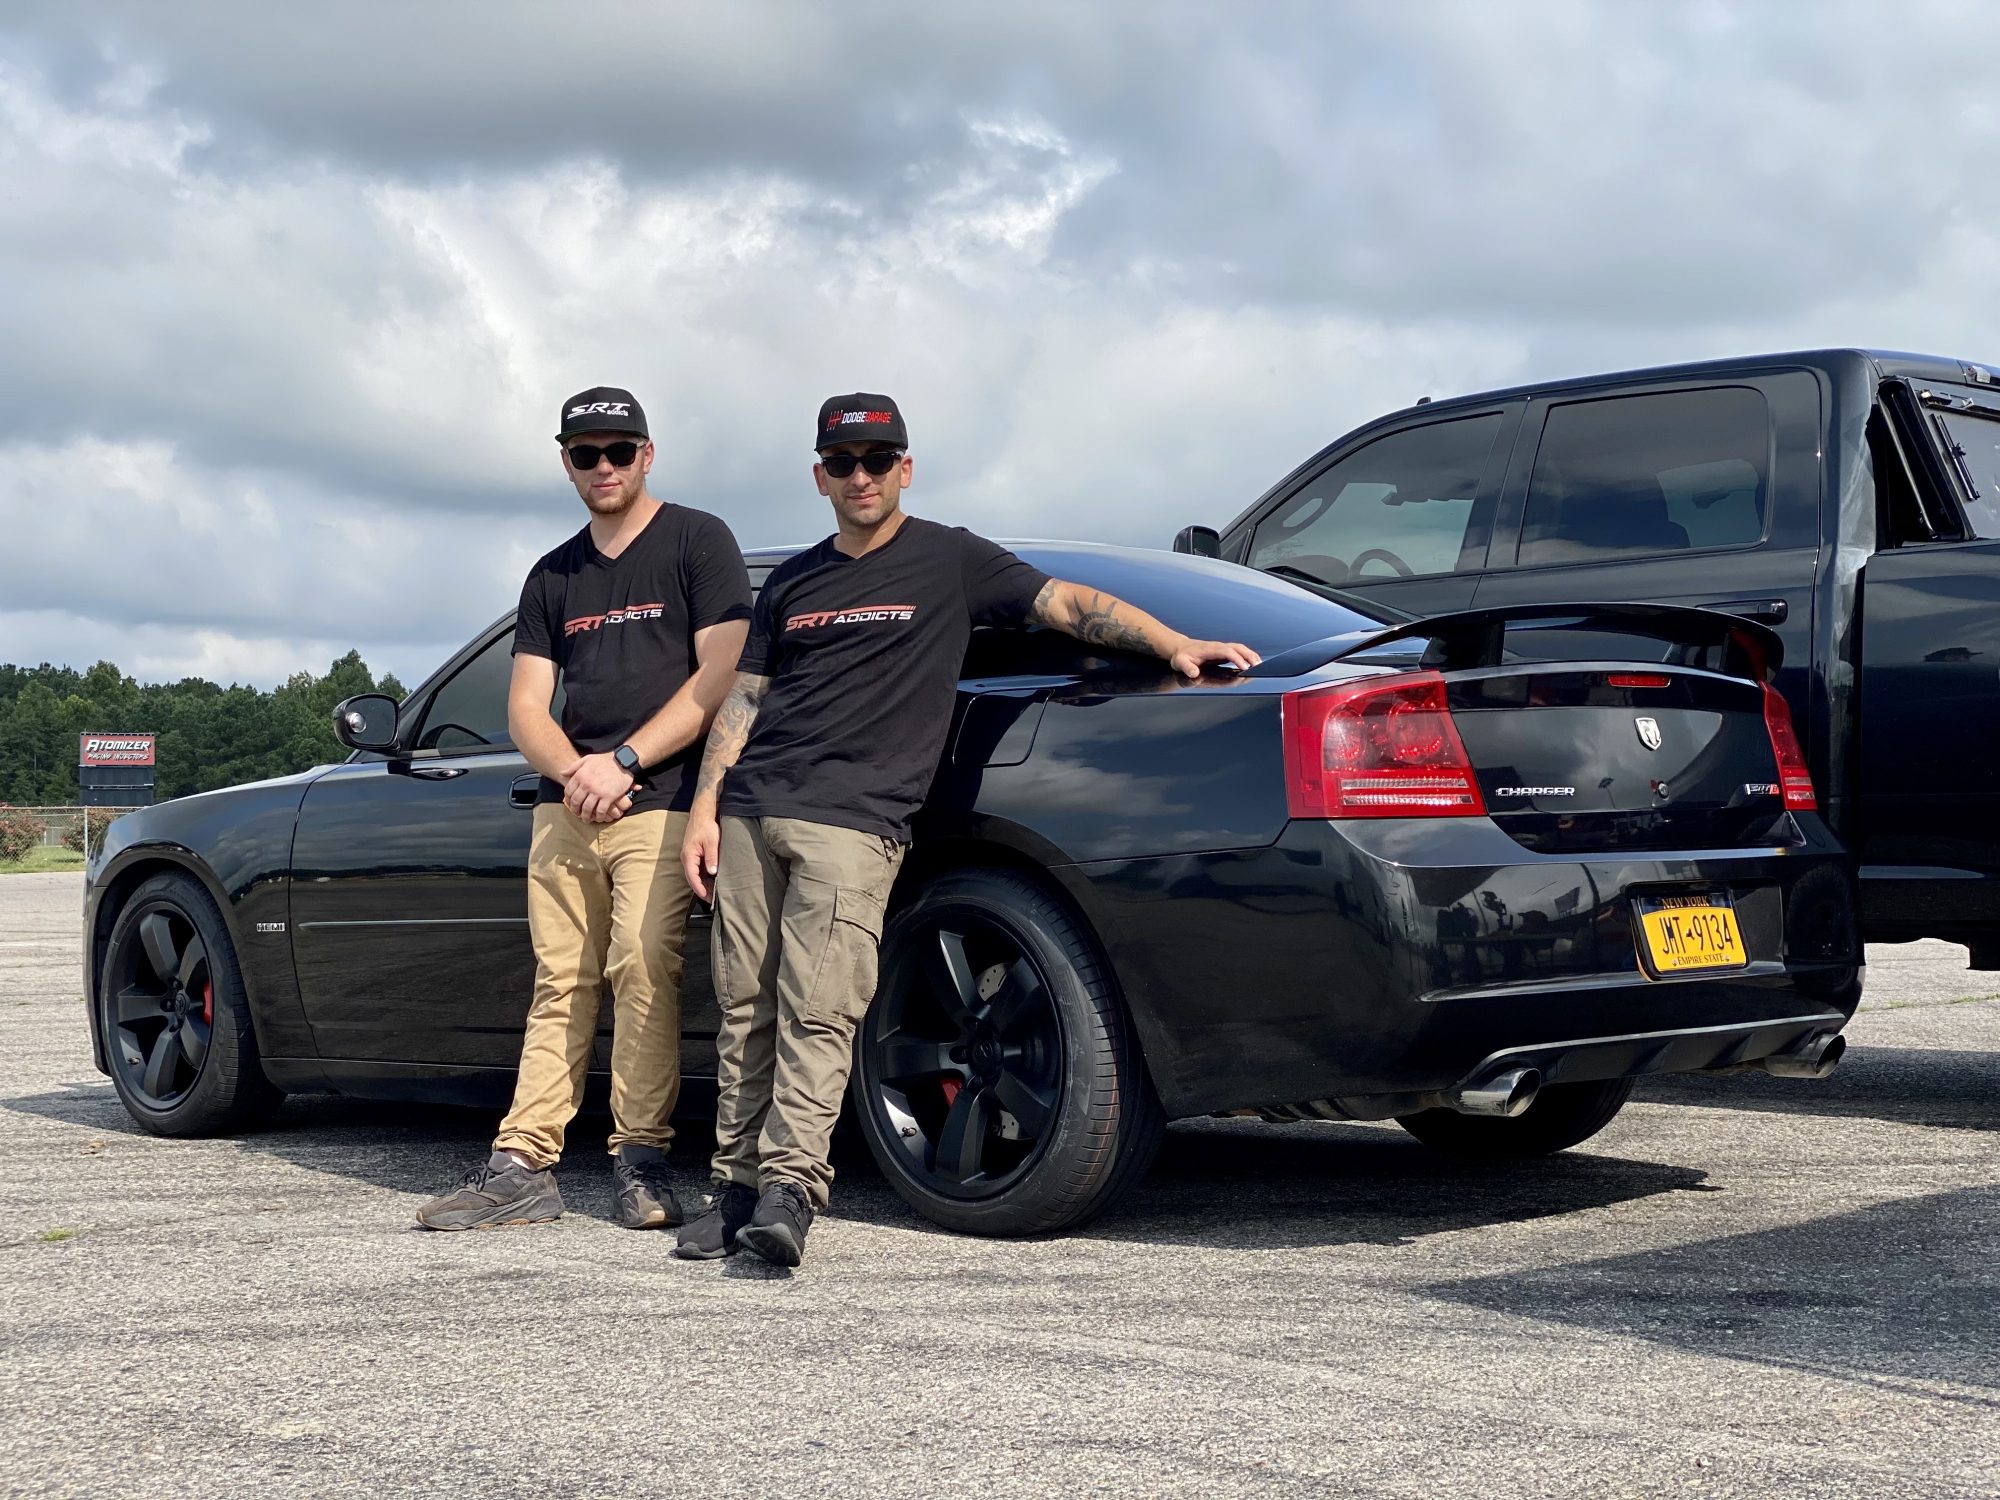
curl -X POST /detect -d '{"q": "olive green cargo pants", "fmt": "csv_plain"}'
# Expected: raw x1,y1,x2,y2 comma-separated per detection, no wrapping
709,815,905,1209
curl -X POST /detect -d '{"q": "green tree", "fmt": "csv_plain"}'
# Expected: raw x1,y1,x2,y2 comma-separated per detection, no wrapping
0,650,412,803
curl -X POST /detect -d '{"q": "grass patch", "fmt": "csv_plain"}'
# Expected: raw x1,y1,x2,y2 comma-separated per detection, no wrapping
37,1228,77,1243
0,846,85,875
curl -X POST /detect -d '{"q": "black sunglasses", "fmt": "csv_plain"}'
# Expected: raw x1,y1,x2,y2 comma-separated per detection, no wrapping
566,440,643,470
819,449,903,479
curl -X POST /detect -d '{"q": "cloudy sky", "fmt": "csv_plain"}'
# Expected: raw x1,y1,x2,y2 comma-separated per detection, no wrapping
4,0,1997,688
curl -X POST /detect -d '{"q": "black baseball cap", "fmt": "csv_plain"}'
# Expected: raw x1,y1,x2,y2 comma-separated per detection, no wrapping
556,386,648,443
816,393,907,452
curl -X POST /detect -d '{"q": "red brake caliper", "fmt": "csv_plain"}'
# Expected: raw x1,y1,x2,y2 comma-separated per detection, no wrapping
202,981,213,1026
940,1076,962,1106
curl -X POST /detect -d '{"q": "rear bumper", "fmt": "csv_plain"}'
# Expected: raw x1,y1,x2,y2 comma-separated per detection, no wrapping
1065,817,1860,1119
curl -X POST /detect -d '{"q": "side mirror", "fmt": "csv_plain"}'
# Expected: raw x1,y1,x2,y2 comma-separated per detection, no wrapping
1172,525,1222,558
333,694,400,752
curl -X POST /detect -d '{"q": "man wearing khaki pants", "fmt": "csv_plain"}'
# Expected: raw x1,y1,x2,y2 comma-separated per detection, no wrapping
416,386,751,1231
674,393,1257,1266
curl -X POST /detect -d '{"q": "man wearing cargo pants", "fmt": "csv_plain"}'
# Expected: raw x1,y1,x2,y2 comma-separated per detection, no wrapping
415,386,752,1232
673,393,1257,1265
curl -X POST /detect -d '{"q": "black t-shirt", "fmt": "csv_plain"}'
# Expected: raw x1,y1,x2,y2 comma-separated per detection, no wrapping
514,504,752,814
720,516,1051,839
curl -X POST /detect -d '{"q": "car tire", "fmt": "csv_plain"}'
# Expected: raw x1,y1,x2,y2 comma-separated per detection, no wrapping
854,869,1164,1237
1393,1077,1635,1158
99,871,282,1136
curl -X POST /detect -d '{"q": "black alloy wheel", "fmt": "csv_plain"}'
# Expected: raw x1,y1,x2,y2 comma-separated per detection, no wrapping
99,871,280,1135
855,869,1164,1237
107,902,213,1108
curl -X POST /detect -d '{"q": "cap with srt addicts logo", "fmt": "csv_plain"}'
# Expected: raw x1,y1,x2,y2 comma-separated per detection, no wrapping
556,386,648,443
816,393,907,452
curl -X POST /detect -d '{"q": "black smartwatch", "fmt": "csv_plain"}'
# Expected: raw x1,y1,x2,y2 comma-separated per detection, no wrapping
613,744,641,774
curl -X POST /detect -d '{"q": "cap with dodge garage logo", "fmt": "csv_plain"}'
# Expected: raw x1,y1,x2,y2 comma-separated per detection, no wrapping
816,393,907,452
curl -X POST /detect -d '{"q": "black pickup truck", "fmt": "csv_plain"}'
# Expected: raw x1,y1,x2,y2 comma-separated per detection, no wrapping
1179,348,2000,962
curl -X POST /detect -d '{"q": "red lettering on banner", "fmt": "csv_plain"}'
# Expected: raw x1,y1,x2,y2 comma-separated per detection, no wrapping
80,734,156,767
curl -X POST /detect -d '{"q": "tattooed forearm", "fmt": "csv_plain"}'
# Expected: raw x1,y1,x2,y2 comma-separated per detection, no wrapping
1029,578,1059,625
1069,590,1157,655
690,673,768,805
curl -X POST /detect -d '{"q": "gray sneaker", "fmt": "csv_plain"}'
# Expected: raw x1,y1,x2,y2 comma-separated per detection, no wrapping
414,1155,564,1231
613,1158,683,1230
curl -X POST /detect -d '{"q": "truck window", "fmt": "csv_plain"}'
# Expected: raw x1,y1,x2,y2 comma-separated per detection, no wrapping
1517,387,1771,567
1247,414,1502,586
1934,410,2000,539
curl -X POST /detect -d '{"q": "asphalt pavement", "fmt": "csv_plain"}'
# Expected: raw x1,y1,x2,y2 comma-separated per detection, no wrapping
2,871,1995,1498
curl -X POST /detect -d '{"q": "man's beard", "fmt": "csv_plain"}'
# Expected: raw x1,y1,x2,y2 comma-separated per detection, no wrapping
584,485,636,515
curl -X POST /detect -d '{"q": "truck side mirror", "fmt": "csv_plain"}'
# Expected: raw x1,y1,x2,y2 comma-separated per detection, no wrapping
1173,525,1221,558
333,694,400,752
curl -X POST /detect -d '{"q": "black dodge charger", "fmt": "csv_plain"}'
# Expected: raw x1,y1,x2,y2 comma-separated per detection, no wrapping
82,541,1860,1236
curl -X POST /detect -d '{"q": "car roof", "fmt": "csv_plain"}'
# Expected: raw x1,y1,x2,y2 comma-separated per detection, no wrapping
743,535,1392,654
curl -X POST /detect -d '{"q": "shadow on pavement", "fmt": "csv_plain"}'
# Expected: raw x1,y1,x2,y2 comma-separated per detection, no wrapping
1634,1045,1999,1134
1419,1182,2000,1407
4,1082,1704,1249
1076,1117,1710,1250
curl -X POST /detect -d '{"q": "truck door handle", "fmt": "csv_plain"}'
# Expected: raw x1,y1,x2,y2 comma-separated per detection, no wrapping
1700,598,1788,624
510,774,542,808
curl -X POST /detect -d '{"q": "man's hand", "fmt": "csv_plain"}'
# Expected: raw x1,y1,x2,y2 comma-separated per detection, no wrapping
683,809,721,902
564,751,636,823
1168,636,1261,679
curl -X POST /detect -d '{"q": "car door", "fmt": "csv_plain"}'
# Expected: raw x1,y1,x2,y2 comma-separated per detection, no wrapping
1471,371,1823,749
1856,381,2000,925
1228,403,1523,619
289,625,543,1067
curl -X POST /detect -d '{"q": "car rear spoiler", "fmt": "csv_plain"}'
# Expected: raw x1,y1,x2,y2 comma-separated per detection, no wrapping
1248,602,1785,681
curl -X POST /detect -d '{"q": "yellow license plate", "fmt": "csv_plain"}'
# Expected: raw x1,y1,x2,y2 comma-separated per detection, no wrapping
1637,896,1747,975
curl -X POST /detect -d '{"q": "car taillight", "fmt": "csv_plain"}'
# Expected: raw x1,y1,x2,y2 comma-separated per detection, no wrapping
1281,672,1486,819
1761,682,1816,811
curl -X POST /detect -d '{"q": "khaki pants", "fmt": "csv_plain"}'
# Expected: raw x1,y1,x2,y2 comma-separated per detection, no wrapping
494,804,693,1168
709,815,905,1209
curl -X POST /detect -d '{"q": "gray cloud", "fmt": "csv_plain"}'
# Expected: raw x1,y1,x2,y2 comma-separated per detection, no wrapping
3,1,1998,686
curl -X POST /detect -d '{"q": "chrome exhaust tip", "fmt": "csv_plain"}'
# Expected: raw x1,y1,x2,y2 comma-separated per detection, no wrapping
1449,1066,1541,1118
1759,1031,1846,1079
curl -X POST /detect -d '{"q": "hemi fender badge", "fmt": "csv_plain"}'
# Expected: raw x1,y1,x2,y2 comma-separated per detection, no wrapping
255,922,286,933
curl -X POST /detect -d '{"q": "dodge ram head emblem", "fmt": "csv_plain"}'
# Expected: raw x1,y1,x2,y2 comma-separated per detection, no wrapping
1635,716,1663,751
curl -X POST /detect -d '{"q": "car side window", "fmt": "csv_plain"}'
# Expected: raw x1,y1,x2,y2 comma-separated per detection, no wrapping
412,632,516,755
1247,414,1503,586
1516,387,1772,567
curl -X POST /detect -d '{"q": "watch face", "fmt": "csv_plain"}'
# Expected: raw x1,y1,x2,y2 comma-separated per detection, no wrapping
615,746,639,771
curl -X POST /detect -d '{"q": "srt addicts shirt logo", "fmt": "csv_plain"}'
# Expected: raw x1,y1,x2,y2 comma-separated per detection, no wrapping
785,603,917,631
564,602,665,637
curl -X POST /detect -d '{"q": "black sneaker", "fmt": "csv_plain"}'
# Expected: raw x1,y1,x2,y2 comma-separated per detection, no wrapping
614,1158,683,1230
414,1156,564,1231
735,1182,814,1267
671,1183,758,1260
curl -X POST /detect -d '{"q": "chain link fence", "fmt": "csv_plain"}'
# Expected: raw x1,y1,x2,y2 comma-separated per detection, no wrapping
0,806,145,860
